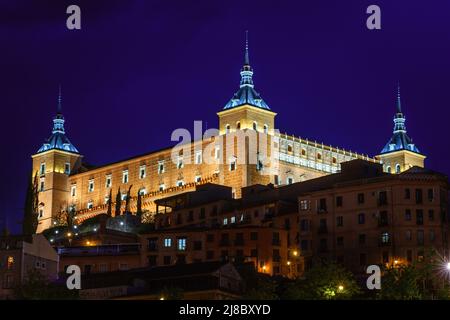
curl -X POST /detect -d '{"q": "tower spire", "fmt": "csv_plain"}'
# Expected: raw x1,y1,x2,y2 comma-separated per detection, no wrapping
57,84,62,114
244,30,249,66
396,82,402,114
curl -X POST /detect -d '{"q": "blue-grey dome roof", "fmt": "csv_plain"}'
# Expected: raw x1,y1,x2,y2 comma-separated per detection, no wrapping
380,86,421,155
223,32,271,111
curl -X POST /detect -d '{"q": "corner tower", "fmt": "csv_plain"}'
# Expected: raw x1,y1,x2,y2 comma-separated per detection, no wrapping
217,31,277,134
376,85,425,173
31,88,82,232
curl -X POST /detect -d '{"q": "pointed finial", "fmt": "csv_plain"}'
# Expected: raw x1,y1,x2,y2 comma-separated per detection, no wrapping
396,82,402,113
57,84,62,114
244,30,249,65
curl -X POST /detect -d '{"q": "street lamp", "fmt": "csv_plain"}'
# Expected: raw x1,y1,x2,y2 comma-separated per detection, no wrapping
338,285,344,292
446,262,450,271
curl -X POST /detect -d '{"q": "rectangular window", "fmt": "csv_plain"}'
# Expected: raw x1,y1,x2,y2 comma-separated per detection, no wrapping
358,213,365,224
405,209,412,221
318,198,327,212
299,200,310,211
88,180,94,193
163,256,171,265
378,191,388,205
429,209,435,221
357,193,365,204
215,146,220,160
229,158,236,171
300,219,309,231
379,211,388,226
177,237,187,251
417,230,424,245
336,196,343,207
159,184,165,191
176,180,184,187
206,251,214,260
195,151,202,164
39,209,44,218
104,196,110,204
381,232,390,244
121,193,127,201
428,188,434,202
359,234,366,245
274,175,279,185
64,162,71,175
430,230,435,241
147,256,157,267
416,209,424,225
301,240,308,251
206,234,214,242
158,161,165,174
177,157,184,169
193,241,202,251
336,236,344,246
415,189,423,204
230,216,236,224
195,175,202,183
287,177,294,185
105,175,112,188
405,188,411,199
87,201,93,209
40,180,45,192
40,163,46,175
223,217,228,225
139,165,146,179
199,208,206,219
336,216,344,227
71,185,76,197
122,170,129,184
164,238,172,247
250,232,258,241
406,230,412,241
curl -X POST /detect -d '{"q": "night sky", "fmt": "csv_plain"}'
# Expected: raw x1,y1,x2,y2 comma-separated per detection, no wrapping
1,0,450,233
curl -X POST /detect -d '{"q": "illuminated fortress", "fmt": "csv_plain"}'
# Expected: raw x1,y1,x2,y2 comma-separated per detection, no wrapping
32,38,425,233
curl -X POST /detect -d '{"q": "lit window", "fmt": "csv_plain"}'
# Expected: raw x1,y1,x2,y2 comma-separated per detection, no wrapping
40,163,46,175
139,165,146,179
223,218,228,225
64,162,71,175
6,256,14,270
159,184,165,191
164,238,172,247
195,151,202,164
332,157,337,164
395,164,401,174
104,196,110,204
215,146,221,160
299,200,310,210
158,161,165,174
40,179,45,192
177,180,184,187
177,157,184,169
386,166,391,173
105,175,112,188
230,216,236,224
122,170,129,184
177,238,187,251
381,232,390,244
88,180,94,193
87,201,93,209
121,193,127,201
71,185,76,197
139,188,146,196
229,158,236,171
195,175,202,183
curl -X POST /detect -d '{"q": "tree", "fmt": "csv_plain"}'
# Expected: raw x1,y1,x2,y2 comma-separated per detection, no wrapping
124,185,132,214
14,268,78,300
22,172,39,236
115,187,121,217
377,264,422,300
242,276,279,300
106,189,112,217
136,190,143,219
283,261,361,300
66,205,76,231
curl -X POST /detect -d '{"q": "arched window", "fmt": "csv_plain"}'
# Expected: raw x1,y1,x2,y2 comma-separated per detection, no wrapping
226,124,230,133
252,122,257,130
317,153,322,160
386,166,391,173
301,149,306,156
332,157,337,164
263,124,268,133
287,145,293,153
236,121,241,130
395,164,401,174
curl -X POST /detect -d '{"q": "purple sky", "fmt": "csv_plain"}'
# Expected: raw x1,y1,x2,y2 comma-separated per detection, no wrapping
1,0,450,232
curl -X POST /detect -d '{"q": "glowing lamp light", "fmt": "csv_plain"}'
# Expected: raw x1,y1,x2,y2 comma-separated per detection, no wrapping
394,260,399,265
160,297,165,300
86,241,91,246
50,239,54,243
93,228,97,232
446,262,450,271
74,225,78,229
67,232,72,237
338,285,344,292
293,250,298,257
55,230,59,234
120,222,124,226
287,261,291,266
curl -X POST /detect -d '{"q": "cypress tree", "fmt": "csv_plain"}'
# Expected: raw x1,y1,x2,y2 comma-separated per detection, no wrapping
115,187,121,217
136,190,142,219
23,172,39,236
125,185,132,214
106,189,113,217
